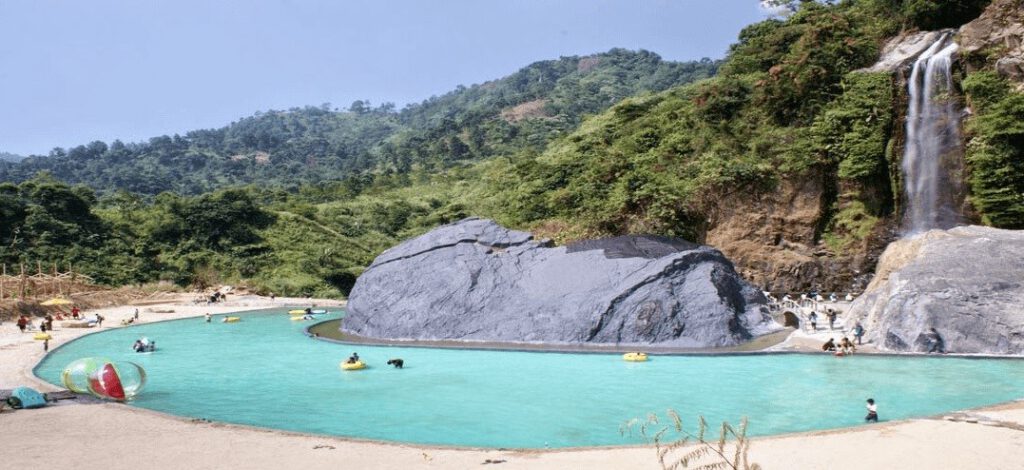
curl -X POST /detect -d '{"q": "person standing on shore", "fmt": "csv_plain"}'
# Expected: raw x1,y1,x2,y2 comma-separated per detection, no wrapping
96,314,104,327
134,308,139,321
43,338,49,352
865,398,878,422
826,309,837,330
853,321,865,345
16,316,27,333
808,311,818,331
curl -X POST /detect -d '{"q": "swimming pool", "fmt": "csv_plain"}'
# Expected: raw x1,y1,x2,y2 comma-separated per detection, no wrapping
35,310,1024,448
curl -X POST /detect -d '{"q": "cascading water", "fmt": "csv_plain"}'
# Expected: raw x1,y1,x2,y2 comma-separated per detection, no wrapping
901,33,967,235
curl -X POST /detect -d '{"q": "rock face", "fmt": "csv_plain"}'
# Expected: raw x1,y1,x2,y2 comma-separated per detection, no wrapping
344,218,779,348
845,226,1024,354
861,29,955,73
960,0,1024,87
704,169,894,296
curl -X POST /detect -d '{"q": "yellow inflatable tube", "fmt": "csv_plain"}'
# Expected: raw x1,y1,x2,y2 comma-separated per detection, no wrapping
288,309,306,315
34,333,53,341
623,352,648,362
222,316,241,323
340,361,366,371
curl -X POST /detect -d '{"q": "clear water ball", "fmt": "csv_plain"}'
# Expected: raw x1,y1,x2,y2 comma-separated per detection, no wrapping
62,358,146,401
61,357,110,394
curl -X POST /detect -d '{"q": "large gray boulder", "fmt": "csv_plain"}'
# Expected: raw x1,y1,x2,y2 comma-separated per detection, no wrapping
344,218,779,348
846,226,1024,354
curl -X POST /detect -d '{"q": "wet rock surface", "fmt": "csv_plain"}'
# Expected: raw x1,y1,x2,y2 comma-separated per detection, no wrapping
846,226,1024,354
344,218,779,347
861,29,955,73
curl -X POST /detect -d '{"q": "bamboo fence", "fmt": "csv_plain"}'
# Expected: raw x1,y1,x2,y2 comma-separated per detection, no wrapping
0,262,99,300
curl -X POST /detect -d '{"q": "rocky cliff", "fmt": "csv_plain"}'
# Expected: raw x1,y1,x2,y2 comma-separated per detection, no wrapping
845,225,1024,354
960,0,1024,86
344,218,779,347
709,0,1024,295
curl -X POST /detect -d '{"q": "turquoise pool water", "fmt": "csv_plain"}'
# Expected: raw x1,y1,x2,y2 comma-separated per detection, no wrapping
35,310,1024,448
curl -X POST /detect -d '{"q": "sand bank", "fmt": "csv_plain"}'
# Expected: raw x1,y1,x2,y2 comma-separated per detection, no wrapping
2,295,1024,469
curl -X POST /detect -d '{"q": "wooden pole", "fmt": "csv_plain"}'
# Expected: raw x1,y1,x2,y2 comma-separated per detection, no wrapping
20,263,26,299
1,263,5,300
55,262,62,296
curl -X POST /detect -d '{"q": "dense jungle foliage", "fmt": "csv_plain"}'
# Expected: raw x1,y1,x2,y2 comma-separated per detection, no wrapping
1,0,1018,297
962,72,1024,228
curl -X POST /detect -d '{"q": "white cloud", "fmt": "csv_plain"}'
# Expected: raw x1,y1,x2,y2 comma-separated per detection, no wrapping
759,0,794,17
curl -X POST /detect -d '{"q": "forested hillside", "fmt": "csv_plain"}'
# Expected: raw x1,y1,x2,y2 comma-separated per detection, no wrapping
0,49,717,195
0,49,717,296
477,0,1021,292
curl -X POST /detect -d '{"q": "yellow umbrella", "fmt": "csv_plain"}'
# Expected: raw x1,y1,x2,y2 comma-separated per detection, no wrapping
40,298,73,306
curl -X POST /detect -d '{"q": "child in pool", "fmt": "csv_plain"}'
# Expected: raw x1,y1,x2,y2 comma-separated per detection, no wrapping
865,398,878,422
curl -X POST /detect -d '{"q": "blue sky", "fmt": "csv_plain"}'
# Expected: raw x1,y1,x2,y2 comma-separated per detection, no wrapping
0,1,769,156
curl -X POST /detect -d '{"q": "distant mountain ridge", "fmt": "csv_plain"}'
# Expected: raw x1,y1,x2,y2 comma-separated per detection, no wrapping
0,152,23,163
0,49,718,195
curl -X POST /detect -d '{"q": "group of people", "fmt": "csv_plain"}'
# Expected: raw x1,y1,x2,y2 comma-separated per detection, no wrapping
207,291,228,304
132,338,156,353
344,352,406,369
121,309,141,326
15,314,55,333
777,291,856,304
821,336,857,355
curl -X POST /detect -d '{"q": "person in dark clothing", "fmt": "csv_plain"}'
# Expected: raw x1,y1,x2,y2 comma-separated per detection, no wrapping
926,328,946,353
821,338,837,352
865,398,878,422
853,321,865,345
16,316,27,332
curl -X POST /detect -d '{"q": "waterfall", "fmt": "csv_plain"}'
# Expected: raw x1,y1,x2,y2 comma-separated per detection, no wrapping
901,33,967,235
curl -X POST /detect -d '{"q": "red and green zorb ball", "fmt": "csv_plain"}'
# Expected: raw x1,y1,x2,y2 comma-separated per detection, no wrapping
61,358,146,401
